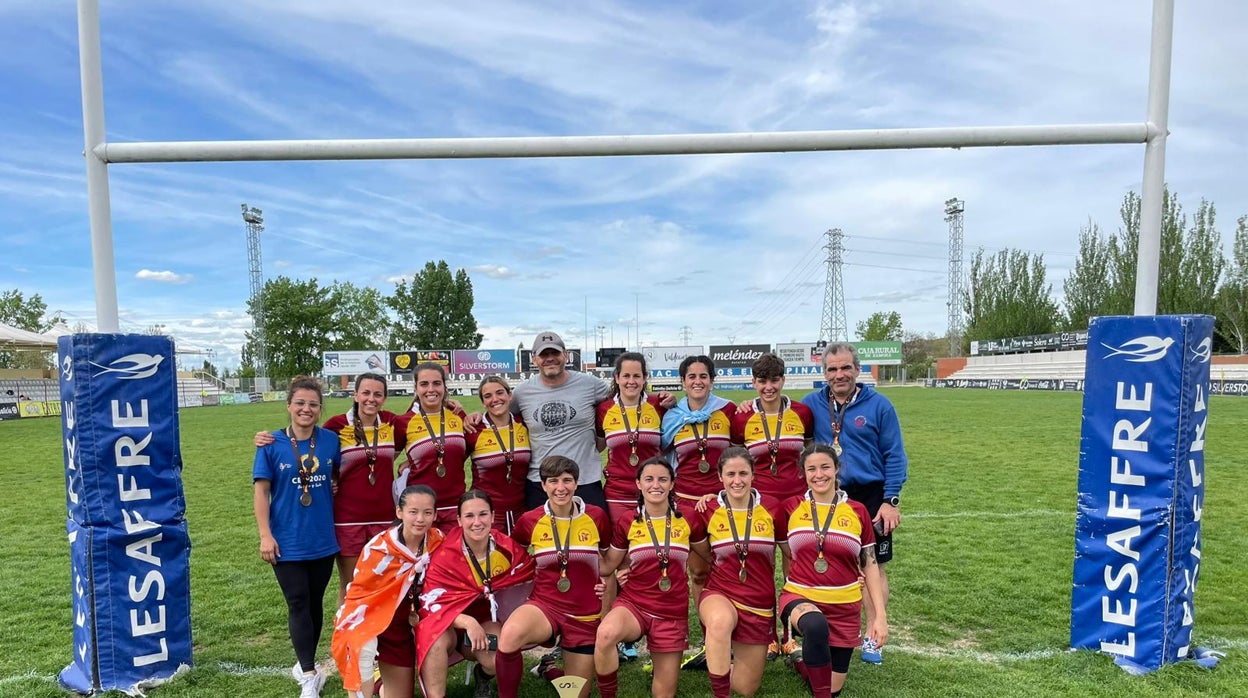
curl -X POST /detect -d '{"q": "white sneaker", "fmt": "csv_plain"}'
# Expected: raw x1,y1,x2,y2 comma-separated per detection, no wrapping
291,662,303,681
297,668,325,698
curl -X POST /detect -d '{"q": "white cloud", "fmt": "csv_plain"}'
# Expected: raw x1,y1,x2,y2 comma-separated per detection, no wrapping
135,269,192,284
469,264,518,279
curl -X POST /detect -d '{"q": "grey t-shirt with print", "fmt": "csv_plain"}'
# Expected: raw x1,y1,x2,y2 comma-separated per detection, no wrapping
512,371,610,484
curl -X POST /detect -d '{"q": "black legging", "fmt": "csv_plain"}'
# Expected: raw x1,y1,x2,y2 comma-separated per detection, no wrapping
272,555,336,672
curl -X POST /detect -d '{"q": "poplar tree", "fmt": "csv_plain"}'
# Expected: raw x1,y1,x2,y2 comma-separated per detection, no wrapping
386,261,483,349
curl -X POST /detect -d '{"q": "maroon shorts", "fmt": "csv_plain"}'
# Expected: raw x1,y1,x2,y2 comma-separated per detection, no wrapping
698,589,775,646
612,597,687,654
434,506,458,534
778,591,861,648
607,500,637,527
376,603,416,668
335,523,392,558
528,601,599,650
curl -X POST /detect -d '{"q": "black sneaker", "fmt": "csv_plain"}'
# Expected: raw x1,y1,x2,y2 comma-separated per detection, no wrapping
680,647,707,671
472,664,494,698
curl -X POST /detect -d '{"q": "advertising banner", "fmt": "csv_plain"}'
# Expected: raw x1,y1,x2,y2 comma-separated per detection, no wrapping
641,345,703,373
452,349,517,375
322,350,389,376
57,334,192,693
853,341,902,366
0,399,18,420
1070,315,1211,673
389,350,451,375
597,347,627,368
775,342,821,367
707,344,769,370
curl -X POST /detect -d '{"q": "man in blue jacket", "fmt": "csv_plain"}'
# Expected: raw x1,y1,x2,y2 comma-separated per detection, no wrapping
801,342,908,665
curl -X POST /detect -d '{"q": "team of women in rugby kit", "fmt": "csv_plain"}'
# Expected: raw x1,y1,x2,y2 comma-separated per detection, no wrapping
252,352,886,698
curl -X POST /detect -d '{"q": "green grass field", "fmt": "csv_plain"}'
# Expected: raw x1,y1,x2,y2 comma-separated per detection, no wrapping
1,388,1245,697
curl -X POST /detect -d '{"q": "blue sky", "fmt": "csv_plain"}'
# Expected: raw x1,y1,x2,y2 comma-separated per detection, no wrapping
2,1,1245,370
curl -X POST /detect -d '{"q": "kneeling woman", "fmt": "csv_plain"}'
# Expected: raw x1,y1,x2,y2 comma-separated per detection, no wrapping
331,485,445,698
689,447,787,698
595,457,706,698
416,490,534,698
779,444,887,698
496,455,612,698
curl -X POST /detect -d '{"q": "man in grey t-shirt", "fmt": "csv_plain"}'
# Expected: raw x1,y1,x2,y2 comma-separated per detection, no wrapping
511,331,611,510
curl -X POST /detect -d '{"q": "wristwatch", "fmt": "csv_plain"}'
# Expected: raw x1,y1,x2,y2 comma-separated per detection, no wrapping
884,496,900,507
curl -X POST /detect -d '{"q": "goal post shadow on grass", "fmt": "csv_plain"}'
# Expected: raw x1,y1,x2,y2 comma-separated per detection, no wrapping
61,0,1216,693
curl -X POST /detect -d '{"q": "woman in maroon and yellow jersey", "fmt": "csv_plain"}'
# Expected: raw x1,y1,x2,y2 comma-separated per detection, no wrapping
731,353,813,504
597,352,667,525
778,443,887,698
495,456,612,698
689,447,787,698
395,363,468,533
466,375,531,534
594,457,706,698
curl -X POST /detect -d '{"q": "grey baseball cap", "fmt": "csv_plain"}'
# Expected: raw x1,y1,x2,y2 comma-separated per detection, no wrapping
532,331,566,354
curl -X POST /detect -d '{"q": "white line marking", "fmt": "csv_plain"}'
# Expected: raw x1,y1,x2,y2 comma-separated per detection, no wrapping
905,509,1066,520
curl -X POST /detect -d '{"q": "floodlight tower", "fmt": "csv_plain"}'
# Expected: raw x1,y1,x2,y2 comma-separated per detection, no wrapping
945,198,966,356
241,203,267,382
818,228,847,342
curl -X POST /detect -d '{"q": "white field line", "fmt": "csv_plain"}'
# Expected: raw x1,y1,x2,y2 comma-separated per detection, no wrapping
4,638,1244,683
905,509,1067,520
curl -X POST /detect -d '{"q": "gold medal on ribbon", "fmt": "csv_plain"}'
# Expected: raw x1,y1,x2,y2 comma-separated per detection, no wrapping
408,611,419,627
814,557,829,574
658,576,671,592
368,471,376,486
738,566,748,583
436,461,447,478
557,576,571,593
300,490,312,507
832,440,843,457
698,459,710,474
628,451,639,467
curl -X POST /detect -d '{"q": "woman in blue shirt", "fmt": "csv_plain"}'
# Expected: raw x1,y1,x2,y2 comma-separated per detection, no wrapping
253,375,341,697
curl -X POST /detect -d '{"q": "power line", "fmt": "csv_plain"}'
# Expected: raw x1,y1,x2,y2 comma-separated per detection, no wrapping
843,261,944,275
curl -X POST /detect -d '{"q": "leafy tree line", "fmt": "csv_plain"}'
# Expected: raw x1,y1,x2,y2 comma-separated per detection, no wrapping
0,289,50,369
243,260,483,379
964,188,1248,354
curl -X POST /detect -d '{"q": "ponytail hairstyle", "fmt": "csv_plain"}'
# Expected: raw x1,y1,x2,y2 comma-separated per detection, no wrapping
632,456,682,522
608,351,649,401
351,372,389,446
398,484,436,509
458,488,494,514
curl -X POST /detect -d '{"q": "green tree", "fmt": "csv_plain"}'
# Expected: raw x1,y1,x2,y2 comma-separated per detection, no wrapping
0,289,50,369
855,311,903,341
243,276,337,380
964,248,1060,344
386,261,483,349
1062,220,1113,329
200,359,219,378
1217,215,1248,354
328,282,390,349
901,330,945,380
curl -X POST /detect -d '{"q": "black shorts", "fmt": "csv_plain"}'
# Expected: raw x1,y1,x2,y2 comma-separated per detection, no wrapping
841,483,894,564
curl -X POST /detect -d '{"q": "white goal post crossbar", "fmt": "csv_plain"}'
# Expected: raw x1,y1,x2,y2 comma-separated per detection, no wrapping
76,0,1174,332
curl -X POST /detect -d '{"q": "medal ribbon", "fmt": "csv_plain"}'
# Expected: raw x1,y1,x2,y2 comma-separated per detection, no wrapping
287,427,317,502
399,528,427,625
463,535,496,598
725,491,755,578
643,508,672,588
808,490,840,567
488,416,516,483
418,405,446,473
828,388,855,451
756,397,786,473
617,395,645,455
690,420,709,463
363,420,379,485
547,501,577,585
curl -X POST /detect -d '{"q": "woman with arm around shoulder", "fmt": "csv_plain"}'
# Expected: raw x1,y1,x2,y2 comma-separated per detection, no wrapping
416,490,534,698
253,376,341,696
597,352,667,525
395,363,469,533
331,485,444,698
594,457,706,698
778,443,887,698
688,446,788,698
466,375,532,535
